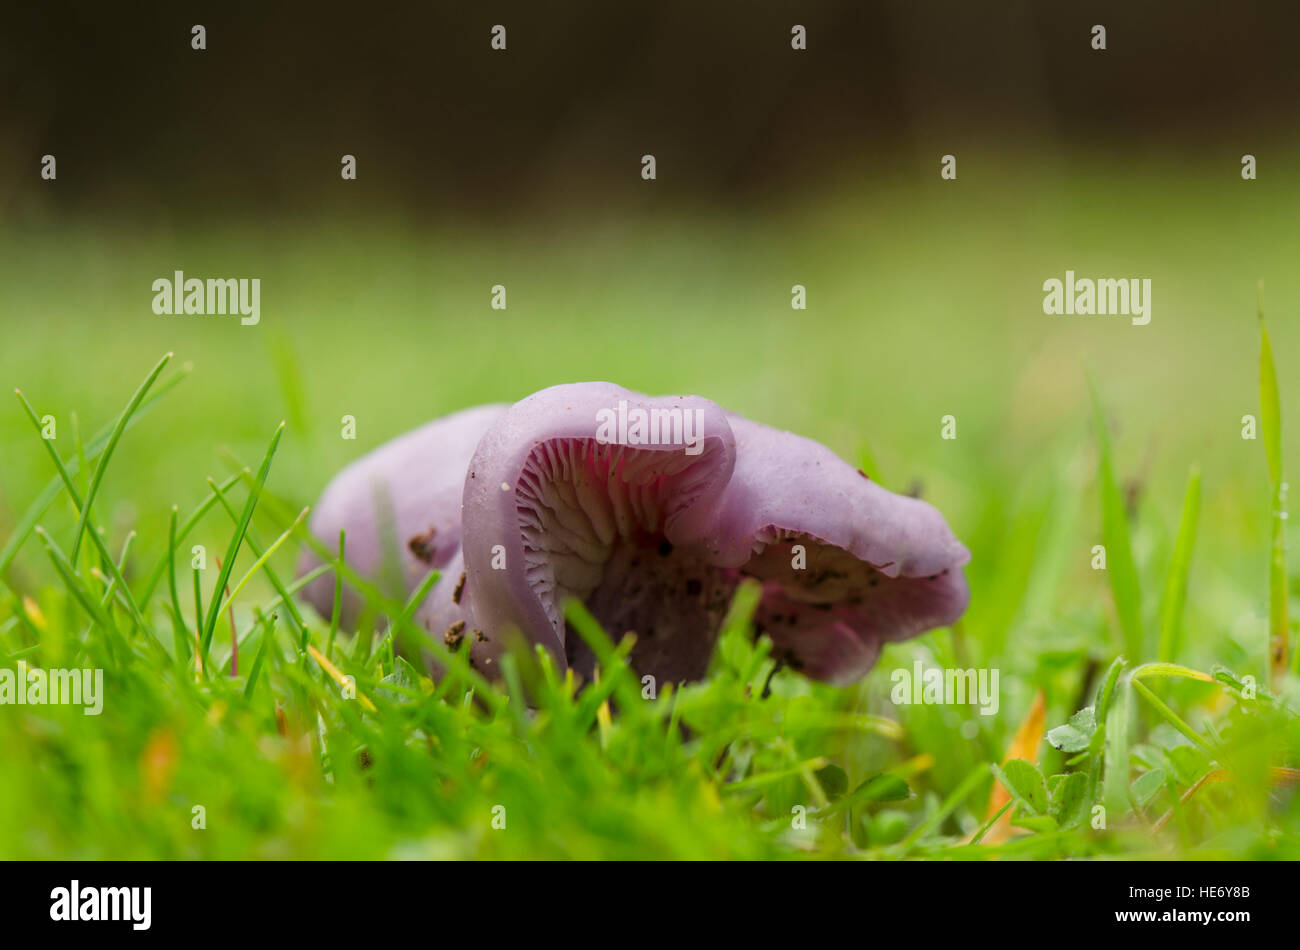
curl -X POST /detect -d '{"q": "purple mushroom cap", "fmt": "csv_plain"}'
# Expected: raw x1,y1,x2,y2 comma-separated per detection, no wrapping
298,404,507,631
698,414,971,683
301,383,970,687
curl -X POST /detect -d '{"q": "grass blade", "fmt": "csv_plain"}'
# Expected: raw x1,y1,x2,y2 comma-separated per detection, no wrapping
306,644,376,711
327,530,345,660
894,763,989,857
1258,301,1290,679
1131,678,1216,757
165,507,187,659
0,361,191,576
200,422,284,652
243,609,278,699
13,388,155,642
1130,661,1214,684
1157,465,1201,663
192,565,205,677
1090,381,1144,661
136,471,243,604
33,527,123,655
69,353,173,562
205,477,307,647
1102,674,1132,816
212,507,309,622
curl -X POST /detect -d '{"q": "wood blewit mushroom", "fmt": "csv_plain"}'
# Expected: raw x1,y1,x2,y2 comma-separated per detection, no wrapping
300,382,970,687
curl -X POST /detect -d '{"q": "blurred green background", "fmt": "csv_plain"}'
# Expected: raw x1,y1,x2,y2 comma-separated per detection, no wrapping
3,150,1297,664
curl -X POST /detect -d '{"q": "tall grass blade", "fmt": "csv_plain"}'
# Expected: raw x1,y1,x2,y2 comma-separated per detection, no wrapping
137,471,243,604
0,360,191,576
1257,300,1290,679
1090,382,1144,661
200,422,284,652
1157,465,1201,662
69,353,173,562
14,388,154,641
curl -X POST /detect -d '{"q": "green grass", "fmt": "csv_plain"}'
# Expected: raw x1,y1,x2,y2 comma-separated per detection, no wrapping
1,149,1299,858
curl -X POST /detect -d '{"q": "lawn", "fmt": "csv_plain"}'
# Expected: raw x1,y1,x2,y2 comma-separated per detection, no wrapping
1,147,1298,858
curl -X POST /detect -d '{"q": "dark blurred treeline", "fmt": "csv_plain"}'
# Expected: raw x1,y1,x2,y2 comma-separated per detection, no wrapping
2,1,1298,219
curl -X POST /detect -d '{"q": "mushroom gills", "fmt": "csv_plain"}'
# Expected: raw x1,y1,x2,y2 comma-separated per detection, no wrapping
515,438,944,686
741,534,966,685
515,437,729,682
